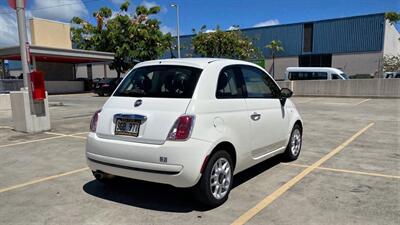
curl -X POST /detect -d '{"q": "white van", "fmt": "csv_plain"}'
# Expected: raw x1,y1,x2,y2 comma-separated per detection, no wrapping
284,67,348,80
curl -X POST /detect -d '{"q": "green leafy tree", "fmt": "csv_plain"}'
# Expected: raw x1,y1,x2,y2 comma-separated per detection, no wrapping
265,40,284,78
385,12,400,25
191,25,261,60
71,1,173,78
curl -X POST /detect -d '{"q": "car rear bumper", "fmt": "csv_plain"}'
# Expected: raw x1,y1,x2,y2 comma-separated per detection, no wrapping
86,132,212,187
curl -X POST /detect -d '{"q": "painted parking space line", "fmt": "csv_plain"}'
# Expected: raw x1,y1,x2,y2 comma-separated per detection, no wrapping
0,131,88,149
282,163,400,179
0,135,66,149
231,122,374,225
45,131,88,140
0,125,13,129
354,98,371,105
0,167,89,194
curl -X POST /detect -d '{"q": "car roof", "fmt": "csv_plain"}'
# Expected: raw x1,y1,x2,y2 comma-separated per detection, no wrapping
134,58,255,69
286,67,343,73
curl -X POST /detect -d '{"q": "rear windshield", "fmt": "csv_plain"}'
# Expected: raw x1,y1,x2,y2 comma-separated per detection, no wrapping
114,65,202,98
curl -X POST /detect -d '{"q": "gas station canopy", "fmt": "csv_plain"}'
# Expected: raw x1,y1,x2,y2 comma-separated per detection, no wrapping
0,45,114,64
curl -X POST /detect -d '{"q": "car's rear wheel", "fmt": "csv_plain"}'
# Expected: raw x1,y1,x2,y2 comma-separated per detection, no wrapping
92,171,115,184
193,150,233,207
282,124,302,161
98,92,104,96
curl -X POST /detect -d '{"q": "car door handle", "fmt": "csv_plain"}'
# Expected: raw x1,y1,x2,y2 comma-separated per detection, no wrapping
250,112,261,121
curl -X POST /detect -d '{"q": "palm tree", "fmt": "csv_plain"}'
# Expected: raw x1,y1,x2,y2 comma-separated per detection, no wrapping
265,40,284,78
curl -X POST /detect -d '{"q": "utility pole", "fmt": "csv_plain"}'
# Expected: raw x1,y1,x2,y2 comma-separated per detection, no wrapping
16,0,31,90
170,4,181,58
9,0,50,133
15,0,35,115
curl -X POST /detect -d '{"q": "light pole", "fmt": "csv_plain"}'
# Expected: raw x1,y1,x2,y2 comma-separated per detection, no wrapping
16,0,30,90
170,3,181,58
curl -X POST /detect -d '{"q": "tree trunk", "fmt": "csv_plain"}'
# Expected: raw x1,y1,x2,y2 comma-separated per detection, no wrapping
169,47,175,58
272,56,275,79
116,70,121,79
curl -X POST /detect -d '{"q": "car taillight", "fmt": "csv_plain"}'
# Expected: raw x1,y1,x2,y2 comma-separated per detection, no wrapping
167,115,195,141
90,109,101,132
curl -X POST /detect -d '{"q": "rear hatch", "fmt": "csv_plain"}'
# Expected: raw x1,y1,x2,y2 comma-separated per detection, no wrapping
96,65,202,144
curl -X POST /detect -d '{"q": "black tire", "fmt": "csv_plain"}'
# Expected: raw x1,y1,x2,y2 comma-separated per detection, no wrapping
92,171,115,184
98,92,104,96
282,124,302,161
193,150,233,207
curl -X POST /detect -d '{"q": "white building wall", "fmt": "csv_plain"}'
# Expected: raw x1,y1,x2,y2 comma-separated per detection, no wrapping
332,52,382,76
265,57,298,80
383,21,400,56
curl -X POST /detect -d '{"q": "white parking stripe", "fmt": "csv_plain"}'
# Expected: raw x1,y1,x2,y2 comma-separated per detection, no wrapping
354,98,371,105
0,167,89,193
0,132,88,149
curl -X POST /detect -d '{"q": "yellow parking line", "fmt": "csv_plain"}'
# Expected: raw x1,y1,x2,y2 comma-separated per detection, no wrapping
0,135,66,149
283,163,400,179
45,131,88,136
0,167,89,194
69,135,87,140
354,98,371,106
231,122,374,225
0,132,88,149
45,131,88,140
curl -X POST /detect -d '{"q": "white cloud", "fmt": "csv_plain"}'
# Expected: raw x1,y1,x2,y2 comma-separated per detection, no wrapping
141,1,167,13
205,29,216,33
0,6,31,47
31,0,88,22
160,25,176,36
253,19,279,27
110,0,127,4
227,25,239,31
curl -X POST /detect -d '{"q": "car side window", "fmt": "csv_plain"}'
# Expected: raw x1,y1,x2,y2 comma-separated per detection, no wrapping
315,72,328,80
216,67,244,98
332,73,340,79
241,66,280,98
289,72,299,80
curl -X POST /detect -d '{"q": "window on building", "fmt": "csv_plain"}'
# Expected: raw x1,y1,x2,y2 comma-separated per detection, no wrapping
299,54,332,67
303,23,313,52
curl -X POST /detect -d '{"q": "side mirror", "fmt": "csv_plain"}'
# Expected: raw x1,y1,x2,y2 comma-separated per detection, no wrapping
279,88,293,106
280,88,293,98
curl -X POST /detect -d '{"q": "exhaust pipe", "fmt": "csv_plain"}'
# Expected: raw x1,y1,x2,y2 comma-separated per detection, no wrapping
93,171,105,180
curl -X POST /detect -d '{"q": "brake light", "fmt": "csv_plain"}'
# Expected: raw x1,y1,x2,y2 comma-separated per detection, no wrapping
167,115,195,141
90,109,101,132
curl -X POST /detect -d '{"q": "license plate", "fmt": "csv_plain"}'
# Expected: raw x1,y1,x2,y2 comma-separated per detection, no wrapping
115,118,140,137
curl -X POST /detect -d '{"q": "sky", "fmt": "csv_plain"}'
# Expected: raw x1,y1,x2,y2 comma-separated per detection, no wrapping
0,0,399,47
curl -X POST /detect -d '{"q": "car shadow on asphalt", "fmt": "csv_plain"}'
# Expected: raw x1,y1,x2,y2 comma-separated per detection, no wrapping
82,155,282,212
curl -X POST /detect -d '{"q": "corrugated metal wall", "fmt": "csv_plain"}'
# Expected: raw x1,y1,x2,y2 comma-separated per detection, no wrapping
312,14,385,54
164,13,385,59
243,24,303,57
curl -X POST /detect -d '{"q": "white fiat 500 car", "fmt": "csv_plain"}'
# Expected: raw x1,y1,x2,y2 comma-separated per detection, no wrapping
87,58,303,206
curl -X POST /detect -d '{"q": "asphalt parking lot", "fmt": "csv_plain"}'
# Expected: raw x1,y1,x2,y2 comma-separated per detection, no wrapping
0,93,399,225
